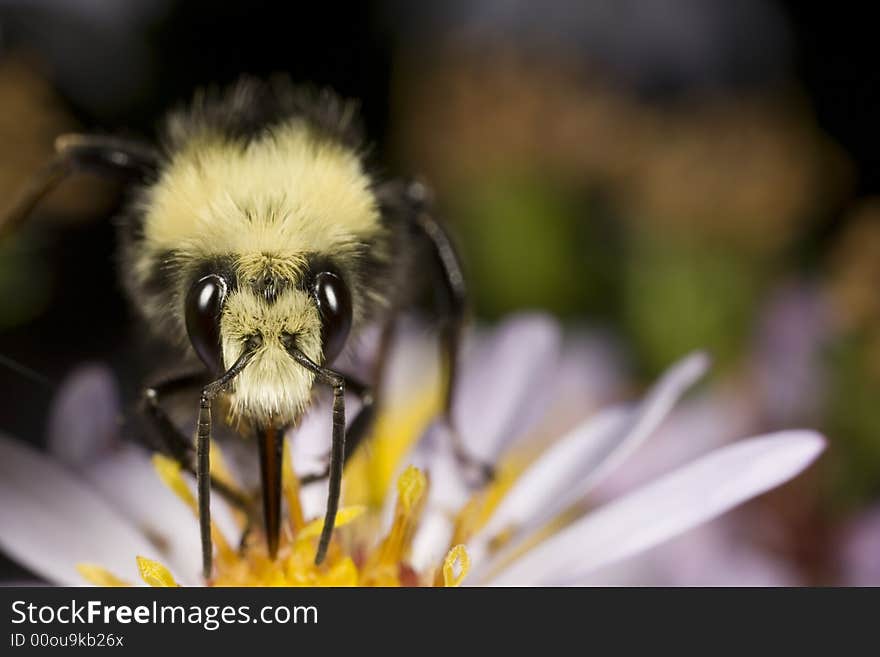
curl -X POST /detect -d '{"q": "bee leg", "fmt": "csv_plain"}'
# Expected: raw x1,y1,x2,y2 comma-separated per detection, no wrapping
302,311,400,487
406,180,495,483
286,346,347,565
298,373,376,486
141,372,203,463
193,346,259,579
1,133,158,239
195,389,214,579
299,374,377,486
342,310,398,462
140,374,255,515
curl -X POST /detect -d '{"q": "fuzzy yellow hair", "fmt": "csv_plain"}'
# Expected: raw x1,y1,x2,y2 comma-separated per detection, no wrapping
139,122,380,260
220,286,324,426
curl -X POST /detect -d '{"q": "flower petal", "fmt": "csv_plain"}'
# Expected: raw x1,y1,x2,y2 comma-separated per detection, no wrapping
454,313,561,460
576,518,802,586
47,364,121,467
753,282,830,426
405,425,467,570
839,505,880,586
528,332,628,438
594,386,756,500
0,434,164,586
484,430,825,585
79,447,206,585
469,351,708,571
377,319,441,409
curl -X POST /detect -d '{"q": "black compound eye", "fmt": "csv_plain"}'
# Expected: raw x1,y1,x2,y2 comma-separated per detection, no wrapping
312,270,352,364
185,274,228,373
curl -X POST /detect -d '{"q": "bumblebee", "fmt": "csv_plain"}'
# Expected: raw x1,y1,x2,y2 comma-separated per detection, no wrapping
2,77,480,579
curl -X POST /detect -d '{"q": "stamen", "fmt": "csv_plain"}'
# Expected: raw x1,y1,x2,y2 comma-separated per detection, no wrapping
398,465,428,513
209,442,238,491
136,556,178,587
317,557,359,586
76,564,131,587
151,454,234,562
437,544,470,587
451,458,522,546
297,505,366,540
282,442,305,533
361,466,428,585
91,385,495,587
152,453,197,510
345,386,440,508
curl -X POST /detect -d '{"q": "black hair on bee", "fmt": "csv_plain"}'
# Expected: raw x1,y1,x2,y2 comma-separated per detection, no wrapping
1,75,487,580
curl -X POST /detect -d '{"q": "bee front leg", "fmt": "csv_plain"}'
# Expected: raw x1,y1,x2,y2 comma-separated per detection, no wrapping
286,346,347,565
405,180,495,483
1,133,158,239
298,373,376,486
140,373,255,514
193,345,259,579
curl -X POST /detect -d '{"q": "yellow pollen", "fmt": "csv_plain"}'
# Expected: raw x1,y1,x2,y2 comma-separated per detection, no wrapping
136,556,178,587
438,544,470,587
397,465,428,513
360,466,429,586
344,384,441,508
151,454,237,564
297,506,366,540
152,453,196,509
208,442,237,492
282,443,305,532
451,457,523,546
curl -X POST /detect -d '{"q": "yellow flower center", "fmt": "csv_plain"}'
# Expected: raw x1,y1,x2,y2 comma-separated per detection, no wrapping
74,373,557,588
75,384,499,588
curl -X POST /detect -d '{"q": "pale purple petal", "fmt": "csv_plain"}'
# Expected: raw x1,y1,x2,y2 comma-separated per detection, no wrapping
454,313,561,460
288,399,334,478
1,581,48,587
484,430,824,585
376,319,441,409
400,423,470,569
577,517,803,586
79,446,204,585
839,505,880,586
410,512,455,572
404,316,561,568
299,478,329,522
409,324,628,571
532,330,628,439
595,384,758,500
47,364,121,467
752,282,830,427
0,434,166,586
468,352,708,571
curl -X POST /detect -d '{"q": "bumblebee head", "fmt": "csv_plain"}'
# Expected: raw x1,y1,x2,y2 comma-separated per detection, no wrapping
117,79,394,426
184,255,353,426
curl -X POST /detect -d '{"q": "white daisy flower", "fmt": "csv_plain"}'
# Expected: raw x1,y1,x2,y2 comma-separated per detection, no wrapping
0,314,824,586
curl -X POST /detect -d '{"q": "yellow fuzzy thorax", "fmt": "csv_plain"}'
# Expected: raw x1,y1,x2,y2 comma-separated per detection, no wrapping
139,122,381,260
